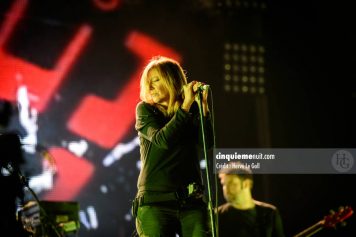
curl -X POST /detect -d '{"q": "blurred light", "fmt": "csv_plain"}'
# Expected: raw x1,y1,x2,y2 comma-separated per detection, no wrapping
224,84,231,92
102,136,139,167
251,87,256,93
124,213,132,221
200,160,206,169
224,64,231,70
241,55,248,63
258,66,265,74
250,76,256,83
136,160,141,170
100,185,108,194
241,44,248,52
79,211,91,230
79,206,99,230
258,45,265,53
87,206,98,229
17,86,38,154
68,139,88,157
250,55,256,62
28,170,54,194
215,0,267,12
258,56,264,64
223,42,266,95
250,45,256,53
233,43,239,51
242,86,248,93
1,167,11,176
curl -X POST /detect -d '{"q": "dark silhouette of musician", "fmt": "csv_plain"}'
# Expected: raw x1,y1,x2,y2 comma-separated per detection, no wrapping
0,99,29,236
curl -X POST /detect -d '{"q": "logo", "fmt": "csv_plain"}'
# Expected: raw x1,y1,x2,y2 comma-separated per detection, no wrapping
331,150,354,173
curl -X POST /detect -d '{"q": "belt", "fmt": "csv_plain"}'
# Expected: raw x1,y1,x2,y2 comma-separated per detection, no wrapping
141,192,178,204
137,183,204,205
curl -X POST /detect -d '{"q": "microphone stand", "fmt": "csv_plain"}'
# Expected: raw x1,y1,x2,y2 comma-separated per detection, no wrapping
197,90,217,237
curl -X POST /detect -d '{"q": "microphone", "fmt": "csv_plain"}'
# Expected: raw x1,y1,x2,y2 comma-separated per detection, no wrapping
180,83,210,95
196,84,210,92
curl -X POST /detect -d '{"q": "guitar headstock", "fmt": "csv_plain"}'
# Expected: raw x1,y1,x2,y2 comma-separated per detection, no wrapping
323,206,354,228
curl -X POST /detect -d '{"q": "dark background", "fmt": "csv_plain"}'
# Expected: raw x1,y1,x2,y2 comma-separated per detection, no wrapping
1,0,354,236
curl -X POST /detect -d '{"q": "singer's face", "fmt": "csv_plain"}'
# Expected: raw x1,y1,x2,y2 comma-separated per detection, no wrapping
148,68,169,106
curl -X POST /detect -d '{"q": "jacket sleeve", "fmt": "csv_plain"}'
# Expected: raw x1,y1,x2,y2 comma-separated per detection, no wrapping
135,102,192,149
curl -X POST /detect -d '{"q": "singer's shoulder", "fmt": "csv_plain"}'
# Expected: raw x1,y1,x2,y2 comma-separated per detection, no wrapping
136,101,156,115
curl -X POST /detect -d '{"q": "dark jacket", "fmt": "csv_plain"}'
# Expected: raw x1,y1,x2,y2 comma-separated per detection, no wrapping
135,101,214,193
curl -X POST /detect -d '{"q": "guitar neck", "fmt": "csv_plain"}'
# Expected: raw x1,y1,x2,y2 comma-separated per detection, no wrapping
293,220,324,237
294,206,353,237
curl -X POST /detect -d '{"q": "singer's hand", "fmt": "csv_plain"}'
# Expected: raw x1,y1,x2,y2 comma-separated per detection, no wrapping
181,81,197,112
197,90,210,116
199,89,209,104
194,82,210,116
193,82,208,101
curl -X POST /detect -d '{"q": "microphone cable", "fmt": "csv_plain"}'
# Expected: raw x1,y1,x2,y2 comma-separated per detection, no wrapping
207,86,219,237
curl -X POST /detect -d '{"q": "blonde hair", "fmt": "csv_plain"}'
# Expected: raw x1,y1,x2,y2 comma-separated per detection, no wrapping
140,56,187,117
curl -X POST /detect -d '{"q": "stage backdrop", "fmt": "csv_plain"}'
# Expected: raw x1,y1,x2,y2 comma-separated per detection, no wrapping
1,0,354,236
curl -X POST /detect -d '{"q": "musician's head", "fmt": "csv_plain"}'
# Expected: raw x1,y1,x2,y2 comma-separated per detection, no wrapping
219,162,254,203
140,56,187,116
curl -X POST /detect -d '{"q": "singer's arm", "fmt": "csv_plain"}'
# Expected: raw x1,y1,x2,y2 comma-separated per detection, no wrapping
135,102,192,150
